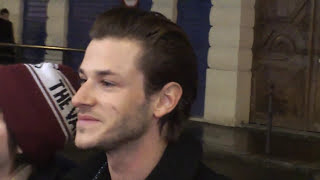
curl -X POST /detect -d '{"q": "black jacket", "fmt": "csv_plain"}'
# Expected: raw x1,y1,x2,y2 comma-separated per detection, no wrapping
0,18,15,64
0,18,14,43
63,129,230,180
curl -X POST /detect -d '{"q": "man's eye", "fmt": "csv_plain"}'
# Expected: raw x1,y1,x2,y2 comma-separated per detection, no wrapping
79,78,87,85
101,80,115,87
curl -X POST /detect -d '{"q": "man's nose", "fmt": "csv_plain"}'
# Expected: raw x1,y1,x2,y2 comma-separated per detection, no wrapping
72,81,96,108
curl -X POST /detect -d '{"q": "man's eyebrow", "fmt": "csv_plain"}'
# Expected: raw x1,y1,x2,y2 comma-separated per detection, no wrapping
78,68,118,77
96,70,118,76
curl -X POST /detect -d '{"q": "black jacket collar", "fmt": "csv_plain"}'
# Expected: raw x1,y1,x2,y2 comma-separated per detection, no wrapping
146,130,203,180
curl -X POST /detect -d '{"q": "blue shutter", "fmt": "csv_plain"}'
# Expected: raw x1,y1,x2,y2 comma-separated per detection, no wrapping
177,0,212,117
67,0,121,70
22,0,49,63
138,0,152,11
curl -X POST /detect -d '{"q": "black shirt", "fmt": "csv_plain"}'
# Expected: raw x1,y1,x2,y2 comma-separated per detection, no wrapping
63,129,230,180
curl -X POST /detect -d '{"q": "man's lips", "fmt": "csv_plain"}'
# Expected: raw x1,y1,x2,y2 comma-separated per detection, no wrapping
78,115,99,121
77,115,100,126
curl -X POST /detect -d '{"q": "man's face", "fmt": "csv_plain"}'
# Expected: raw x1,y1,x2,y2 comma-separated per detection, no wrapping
0,111,11,167
72,38,154,151
1,13,9,20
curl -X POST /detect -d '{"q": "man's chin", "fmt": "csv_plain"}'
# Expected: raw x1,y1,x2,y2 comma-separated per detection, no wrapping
75,134,97,149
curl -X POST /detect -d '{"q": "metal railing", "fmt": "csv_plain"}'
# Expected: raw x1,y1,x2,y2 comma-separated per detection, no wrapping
0,42,85,65
265,83,274,154
0,43,85,52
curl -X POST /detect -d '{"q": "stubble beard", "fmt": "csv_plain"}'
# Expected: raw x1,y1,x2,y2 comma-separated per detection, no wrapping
99,102,152,152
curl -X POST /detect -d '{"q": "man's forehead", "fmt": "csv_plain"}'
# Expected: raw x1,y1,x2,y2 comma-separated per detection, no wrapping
88,38,142,52
81,38,143,74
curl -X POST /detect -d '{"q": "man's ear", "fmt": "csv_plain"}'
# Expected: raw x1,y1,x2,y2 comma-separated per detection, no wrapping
153,82,182,119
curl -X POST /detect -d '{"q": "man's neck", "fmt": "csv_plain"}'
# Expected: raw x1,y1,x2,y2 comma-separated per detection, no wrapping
106,124,167,180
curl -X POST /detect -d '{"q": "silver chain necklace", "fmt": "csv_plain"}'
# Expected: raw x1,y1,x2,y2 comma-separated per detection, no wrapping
92,161,108,180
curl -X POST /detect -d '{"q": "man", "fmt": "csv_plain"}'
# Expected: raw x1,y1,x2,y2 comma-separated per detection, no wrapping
0,8,15,64
65,7,230,180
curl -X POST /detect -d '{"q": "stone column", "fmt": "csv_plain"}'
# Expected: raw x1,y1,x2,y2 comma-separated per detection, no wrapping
45,0,69,64
204,0,255,126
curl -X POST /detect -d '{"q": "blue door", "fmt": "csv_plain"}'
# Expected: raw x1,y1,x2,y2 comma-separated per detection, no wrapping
22,0,49,63
177,0,212,117
138,0,152,11
67,0,153,70
67,0,121,69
